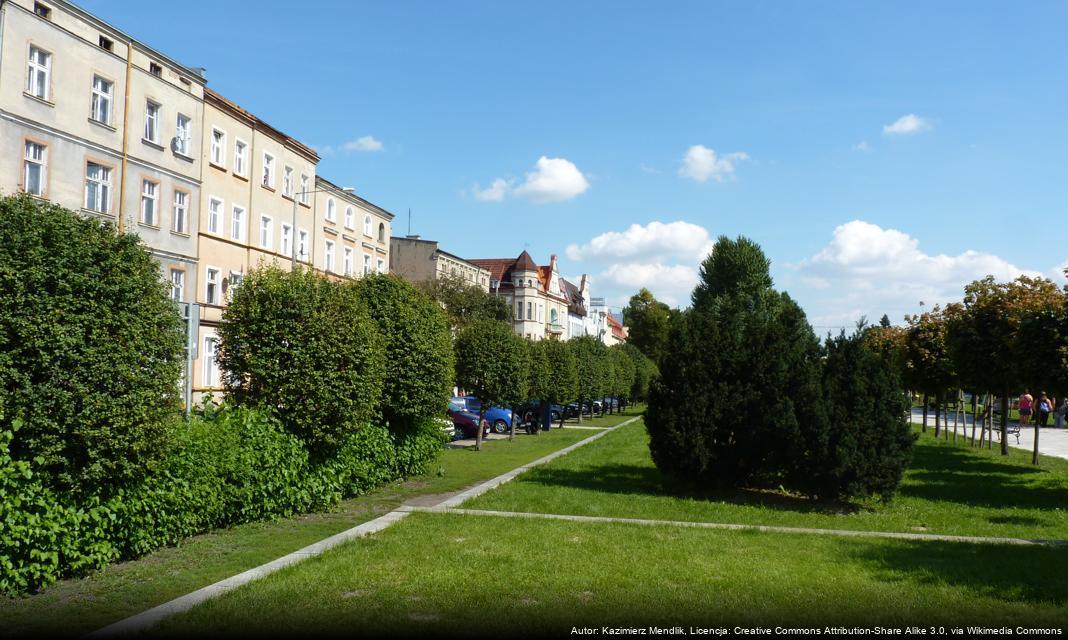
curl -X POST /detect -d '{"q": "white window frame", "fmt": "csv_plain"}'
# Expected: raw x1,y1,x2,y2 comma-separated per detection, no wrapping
343,247,353,276
234,139,247,176
344,207,354,230
170,269,184,302
517,302,523,321
84,162,110,213
205,266,221,305
23,141,46,196
207,197,222,234
210,128,226,167
259,214,273,249
175,113,191,156
297,229,309,261
299,174,310,204
90,75,112,125
26,45,51,100
172,190,188,233
144,100,160,143
203,334,220,387
324,240,335,272
280,223,292,257
140,179,158,226
377,258,385,273
226,271,244,302
363,254,371,275
231,205,245,242
326,198,336,222
262,152,275,188
283,166,293,197
363,214,371,236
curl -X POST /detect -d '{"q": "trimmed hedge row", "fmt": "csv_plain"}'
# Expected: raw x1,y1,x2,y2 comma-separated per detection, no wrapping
1,405,446,596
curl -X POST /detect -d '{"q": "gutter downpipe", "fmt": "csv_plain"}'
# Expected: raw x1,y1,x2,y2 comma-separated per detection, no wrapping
117,41,133,233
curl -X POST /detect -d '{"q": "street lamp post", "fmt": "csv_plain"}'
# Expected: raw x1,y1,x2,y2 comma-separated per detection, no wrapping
291,185,353,269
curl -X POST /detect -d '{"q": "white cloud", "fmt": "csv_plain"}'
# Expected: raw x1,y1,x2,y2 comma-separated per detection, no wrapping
565,221,716,264
316,135,384,155
792,220,1045,326
472,156,589,204
640,163,661,174
853,141,871,152
882,114,931,135
600,262,700,308
471,178,512,202
679,145,749,183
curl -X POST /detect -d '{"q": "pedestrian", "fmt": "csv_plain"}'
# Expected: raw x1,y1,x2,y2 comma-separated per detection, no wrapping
1035,392,1052,428
1054,396,1067,429
1018,389,1034,428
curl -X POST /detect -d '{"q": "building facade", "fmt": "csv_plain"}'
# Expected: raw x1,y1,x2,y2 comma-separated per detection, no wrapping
389,235,490,291
1,0,206,303
313,177,393,281
470,251,571,341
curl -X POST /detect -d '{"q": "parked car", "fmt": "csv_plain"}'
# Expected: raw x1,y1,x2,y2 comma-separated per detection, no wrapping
454,396,515,434
565,402,596,419
516,401,564,427
447,398,489,439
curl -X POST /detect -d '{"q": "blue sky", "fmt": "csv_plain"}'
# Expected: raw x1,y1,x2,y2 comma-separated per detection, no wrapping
83,0,1068,326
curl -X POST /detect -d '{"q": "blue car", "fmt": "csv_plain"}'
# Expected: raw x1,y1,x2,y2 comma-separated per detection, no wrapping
454,396,515,434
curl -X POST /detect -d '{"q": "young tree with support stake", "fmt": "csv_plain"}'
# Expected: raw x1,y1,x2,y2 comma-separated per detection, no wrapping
454,320,528,450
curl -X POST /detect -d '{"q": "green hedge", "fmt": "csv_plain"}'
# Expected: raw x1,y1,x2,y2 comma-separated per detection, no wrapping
1,404,444,596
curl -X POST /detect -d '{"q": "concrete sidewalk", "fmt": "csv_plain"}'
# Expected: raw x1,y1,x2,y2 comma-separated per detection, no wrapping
910,408,1068,461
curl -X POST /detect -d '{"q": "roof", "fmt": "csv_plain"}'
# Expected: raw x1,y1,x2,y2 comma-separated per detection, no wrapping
469,258,516,284
559,277,587,317
607,313,626,339
514,250,538,271
205,88,319,162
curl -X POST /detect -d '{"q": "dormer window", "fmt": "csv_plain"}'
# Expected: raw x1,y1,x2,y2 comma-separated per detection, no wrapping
99,36,113,52
149,62,163,77
34,2,51,20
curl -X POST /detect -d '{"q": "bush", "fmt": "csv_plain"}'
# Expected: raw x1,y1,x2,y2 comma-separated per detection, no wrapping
569,336,609,414
0,195,184,493
352,274,454,431
393,418,449,478
217,266,385,452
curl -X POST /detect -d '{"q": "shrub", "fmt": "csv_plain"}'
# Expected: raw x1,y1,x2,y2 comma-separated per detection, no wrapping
569,336,609,416
392,418,449,478
217,266,385,452
0,195,184,493
814,329,915,500
454,320,528,447
352,274,454,431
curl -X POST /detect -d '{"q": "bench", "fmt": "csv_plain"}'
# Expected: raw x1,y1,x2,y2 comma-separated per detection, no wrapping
990,412,1021,444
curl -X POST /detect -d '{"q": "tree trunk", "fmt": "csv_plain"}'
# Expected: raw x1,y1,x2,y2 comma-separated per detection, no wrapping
576,399,582,424
934,393,941,438
476,407,485,451
922,393,929,433
509,404,516,442
970,392,979,447
559,405,566,429
1001,393,1009,456
1033,408,1041,466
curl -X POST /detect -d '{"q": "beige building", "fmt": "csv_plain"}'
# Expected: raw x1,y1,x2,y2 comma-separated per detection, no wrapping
470,251,569,341
1,0,206,303
313,177,393,282
390,235,490,291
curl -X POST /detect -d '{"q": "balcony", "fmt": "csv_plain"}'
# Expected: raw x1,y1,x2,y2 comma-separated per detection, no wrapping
547,322,565,335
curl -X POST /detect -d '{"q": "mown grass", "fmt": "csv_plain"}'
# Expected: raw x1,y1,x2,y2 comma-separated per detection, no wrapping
155,511,1068,636
468,419,1068,540
0,408,640,639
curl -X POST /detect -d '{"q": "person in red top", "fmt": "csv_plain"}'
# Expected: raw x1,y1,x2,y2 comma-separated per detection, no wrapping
1019,390,1034,428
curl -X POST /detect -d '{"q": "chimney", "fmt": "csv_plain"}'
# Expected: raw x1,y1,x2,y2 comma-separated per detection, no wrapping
549,254,557,272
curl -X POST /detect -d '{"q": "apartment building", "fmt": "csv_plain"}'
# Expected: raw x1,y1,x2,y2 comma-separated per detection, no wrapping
314,177,393,281
1,0,206,303
389,235,490,291
470,251,571,341
192,88,320,397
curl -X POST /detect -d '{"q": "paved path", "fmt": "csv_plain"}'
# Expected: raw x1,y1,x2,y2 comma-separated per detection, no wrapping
910,408,1068,461
88,416,642,638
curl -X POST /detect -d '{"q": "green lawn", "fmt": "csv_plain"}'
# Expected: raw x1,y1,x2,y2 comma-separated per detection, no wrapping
0,408,640,638
468,419,1068,540
154,512,1068,636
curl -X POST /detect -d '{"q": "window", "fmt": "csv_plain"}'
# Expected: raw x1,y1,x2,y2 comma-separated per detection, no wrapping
144,101,160,142
231,205,245,241
259,215,272,249
297,230,309,261
172,191,188,233
140,180,158,226
550,308,558,324
203,335,219,386
23,141,46,196
26,46,51,100
262,153,275,188
234,140,247,176
149,62,162,77
299,174,309,204
210,128,225,166
344,207,354,229
281,224,292,257
98,36,113,51
175,114,191,155
343,248,353,276
179,77,191,90
378,223,385,243
226,272,243,302
324,240,335,272
517,302,523,321
85,162,110,212
34,3,51,19
205,268,220,305
90,76,112,124
527,302,533,321
326,198,336,222
170,269,184,302
283,166,293,197
363,254,371,275
363,215,371,236
207,197,222,233
377,258,385,273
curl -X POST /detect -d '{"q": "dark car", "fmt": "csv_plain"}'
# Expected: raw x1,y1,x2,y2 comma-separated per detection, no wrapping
447,398,489,439
516,401,564,427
